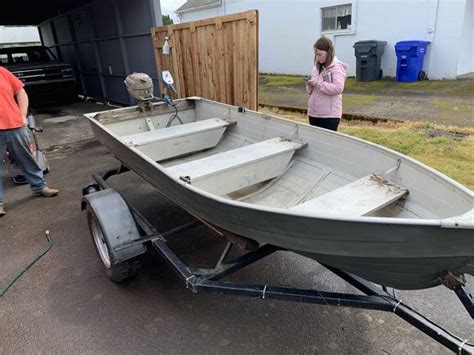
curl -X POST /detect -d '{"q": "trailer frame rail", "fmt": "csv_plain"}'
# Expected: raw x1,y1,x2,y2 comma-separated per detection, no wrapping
84,166,474,355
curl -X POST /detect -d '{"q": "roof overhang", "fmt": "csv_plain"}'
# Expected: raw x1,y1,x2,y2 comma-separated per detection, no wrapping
2,0,95,26
176,0,222,15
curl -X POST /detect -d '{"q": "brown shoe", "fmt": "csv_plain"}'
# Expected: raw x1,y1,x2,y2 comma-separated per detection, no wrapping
0,206,5,217
33,187,59,197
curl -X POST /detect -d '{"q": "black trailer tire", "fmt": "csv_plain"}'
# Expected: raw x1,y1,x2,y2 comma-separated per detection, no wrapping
86,204,141,282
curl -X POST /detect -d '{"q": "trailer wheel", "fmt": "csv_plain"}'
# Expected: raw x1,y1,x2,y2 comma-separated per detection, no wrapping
82,189,146,283
86,205,141,282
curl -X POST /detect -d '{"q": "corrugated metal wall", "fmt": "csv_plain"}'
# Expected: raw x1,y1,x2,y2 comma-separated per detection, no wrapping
39,0,162,104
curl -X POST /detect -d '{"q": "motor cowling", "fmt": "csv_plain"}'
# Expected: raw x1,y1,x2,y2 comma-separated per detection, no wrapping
124,73,154,101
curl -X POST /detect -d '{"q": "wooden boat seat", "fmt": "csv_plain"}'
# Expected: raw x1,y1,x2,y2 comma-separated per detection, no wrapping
166,137,306,196
291,174,408,216
121,118,235,161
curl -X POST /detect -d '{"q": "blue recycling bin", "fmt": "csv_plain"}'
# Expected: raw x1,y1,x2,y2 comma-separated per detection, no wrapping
394,41,430,82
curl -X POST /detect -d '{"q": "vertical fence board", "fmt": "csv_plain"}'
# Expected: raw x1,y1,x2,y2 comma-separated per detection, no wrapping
233,20,243,107
190,24,202,97
151,10,258,110
216,19,227,104
224,21,234,105
181,29,194,97
250,12,259,110
197,26,209,99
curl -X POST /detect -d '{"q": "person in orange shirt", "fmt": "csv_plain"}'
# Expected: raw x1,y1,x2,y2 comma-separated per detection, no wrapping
0,66,59,217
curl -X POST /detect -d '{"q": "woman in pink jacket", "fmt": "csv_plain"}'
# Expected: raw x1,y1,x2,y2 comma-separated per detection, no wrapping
306,37,348,131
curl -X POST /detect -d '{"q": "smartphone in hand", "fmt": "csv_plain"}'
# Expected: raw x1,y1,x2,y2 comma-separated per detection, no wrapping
322,72,333,83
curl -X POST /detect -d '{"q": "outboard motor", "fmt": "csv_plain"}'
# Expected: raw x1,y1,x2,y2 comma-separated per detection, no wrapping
124,72,182,127
124,73,154,112
124,71,178,112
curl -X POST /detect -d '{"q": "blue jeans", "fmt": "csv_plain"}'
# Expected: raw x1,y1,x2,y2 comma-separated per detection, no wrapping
0,126,47,205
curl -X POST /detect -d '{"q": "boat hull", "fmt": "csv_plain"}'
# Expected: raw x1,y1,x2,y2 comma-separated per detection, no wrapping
89,121,472,290
86,98,474,290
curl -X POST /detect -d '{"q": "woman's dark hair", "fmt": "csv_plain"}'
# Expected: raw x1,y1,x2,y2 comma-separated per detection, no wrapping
314,36,335,72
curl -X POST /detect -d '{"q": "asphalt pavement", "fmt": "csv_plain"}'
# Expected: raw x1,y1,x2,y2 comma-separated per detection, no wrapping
0,102,472,354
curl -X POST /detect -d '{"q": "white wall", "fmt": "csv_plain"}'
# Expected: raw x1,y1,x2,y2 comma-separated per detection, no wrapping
0,26,40,45
426,0,467,78
178,0,469,79
457,0,473,76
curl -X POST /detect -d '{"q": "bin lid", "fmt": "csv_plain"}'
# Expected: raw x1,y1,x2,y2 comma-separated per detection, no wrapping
395,40,431,50
353,40,387,48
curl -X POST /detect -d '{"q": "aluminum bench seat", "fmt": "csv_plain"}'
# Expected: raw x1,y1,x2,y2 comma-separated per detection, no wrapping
166,137,306,196
291,174,408,216
122,118,235,161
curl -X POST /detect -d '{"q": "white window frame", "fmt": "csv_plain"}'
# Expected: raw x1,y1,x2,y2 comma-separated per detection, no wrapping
321,1,356,35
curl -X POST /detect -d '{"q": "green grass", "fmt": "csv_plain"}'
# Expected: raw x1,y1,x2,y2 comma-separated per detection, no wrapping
260,106,474,189
345,78,474,98
341,125,474,189
430,99,473,116
259,74,306,87
260,74,474,98
343,78,393,92
343,94,377,107
259,74,473,128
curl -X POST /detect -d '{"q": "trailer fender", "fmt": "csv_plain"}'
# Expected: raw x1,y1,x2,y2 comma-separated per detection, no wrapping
82,189,146,266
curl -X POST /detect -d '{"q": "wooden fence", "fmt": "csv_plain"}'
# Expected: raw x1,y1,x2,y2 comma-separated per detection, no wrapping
151,10,258,110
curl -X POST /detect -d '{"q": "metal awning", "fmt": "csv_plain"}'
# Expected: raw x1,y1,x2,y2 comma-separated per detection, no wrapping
2,1,95,25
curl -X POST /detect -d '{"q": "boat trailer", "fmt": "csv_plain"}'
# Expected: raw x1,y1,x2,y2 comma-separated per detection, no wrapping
82,166,474,355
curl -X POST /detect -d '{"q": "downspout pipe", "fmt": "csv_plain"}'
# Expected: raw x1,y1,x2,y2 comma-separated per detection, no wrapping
426,0,440,77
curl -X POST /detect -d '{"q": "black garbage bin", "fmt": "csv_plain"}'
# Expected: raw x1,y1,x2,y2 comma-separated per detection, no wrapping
353,40,387,81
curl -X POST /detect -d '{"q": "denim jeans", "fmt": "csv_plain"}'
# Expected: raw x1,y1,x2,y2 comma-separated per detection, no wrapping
0,126,47,205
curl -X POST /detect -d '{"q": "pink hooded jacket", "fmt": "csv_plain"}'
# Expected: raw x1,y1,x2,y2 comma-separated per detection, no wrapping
306,57,348,118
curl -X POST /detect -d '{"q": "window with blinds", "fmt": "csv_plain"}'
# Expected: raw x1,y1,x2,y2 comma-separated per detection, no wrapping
322,4,352,32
